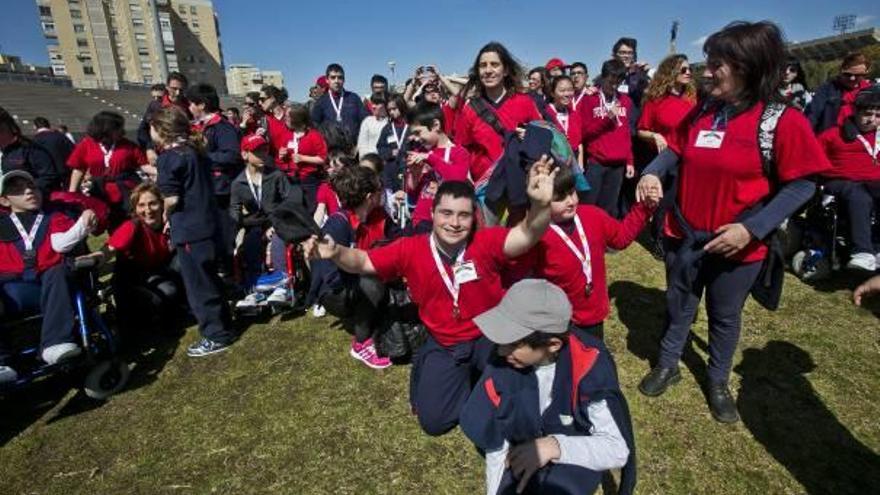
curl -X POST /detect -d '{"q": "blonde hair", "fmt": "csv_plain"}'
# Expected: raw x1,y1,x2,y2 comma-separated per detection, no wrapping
149,106,205,153
128,182,163,219
643,54,696,103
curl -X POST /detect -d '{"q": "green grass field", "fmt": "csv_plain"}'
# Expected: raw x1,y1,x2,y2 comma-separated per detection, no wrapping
1,242,878,494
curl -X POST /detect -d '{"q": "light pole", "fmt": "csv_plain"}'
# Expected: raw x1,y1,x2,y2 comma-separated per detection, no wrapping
388,60,396,92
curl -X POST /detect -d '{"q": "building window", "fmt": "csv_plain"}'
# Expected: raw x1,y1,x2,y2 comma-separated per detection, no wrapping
77,38,89,47
70,9,82,18
138,48,149,55
198,56,205,64
190,5,197,14
41,21,55,32
73,24,85,33
133,19,144,27
178,4,186,13
83,66,95,75
39,6,51,16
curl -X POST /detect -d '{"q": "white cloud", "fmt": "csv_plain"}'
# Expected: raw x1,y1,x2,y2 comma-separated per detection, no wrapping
691,35,708,47
855,15,876,26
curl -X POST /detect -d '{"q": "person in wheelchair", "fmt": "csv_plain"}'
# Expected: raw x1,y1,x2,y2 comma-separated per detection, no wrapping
307,165,401,369
818,85,880,271
105,182,182,329
231,134,292,309
0,171,99,383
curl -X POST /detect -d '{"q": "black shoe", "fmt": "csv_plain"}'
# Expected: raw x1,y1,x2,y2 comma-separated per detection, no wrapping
638,366,681,397
708,383,739,423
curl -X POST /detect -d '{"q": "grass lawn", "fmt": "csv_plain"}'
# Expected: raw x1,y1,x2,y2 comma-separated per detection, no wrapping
1,242,878,494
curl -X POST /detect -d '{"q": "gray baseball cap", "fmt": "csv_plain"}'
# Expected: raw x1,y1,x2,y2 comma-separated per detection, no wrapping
474,279,572,345
0,170,35,196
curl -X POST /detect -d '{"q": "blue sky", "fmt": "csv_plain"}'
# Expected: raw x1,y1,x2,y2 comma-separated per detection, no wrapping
1,0,877,99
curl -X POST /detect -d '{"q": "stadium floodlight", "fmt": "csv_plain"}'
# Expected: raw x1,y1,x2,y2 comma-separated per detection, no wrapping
833,14,856,35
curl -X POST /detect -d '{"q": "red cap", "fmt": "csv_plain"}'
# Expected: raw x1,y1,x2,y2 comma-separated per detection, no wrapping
241,133,268,152
316,75,329,90
545,58,567,71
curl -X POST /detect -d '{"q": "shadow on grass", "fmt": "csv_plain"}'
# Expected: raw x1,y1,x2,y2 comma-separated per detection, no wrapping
0,374,77,446
735,341,880,494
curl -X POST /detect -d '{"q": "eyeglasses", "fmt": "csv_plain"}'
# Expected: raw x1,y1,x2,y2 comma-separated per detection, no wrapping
258,96,268,102
679,66,692,75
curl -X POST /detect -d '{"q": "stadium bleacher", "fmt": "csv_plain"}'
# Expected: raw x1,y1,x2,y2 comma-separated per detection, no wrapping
0,80,243,138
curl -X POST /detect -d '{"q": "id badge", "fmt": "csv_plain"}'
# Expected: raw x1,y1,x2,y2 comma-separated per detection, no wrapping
453,261,479,284
695,130,725,149
617,83,629,94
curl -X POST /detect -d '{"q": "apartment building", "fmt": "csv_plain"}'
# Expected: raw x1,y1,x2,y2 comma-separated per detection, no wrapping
226,64,284,96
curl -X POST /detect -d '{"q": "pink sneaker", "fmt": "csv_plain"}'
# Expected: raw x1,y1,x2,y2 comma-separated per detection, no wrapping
350,338,392,369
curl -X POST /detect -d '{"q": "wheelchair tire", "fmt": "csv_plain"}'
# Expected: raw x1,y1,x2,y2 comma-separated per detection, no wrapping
792,250,832,281
779,219,804,258
84,359,130,400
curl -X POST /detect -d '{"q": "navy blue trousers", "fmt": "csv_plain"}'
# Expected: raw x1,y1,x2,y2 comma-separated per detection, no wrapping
823,179,880,254
658,240,762,385
176,239,235,344
240,228,288,291
409,333,494,436
0,264,77,363
496,463,601,495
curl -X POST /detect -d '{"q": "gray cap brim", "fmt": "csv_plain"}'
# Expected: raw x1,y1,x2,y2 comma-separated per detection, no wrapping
474,305,534,345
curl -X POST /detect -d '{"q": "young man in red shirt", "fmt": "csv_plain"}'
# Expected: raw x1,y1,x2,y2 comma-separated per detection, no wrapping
0,171,98,382
818,86,880,271
302,157,557,435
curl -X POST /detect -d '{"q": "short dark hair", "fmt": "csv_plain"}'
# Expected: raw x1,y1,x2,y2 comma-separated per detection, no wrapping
408,101,445,130
360,152,383,174
326,63,345,77
245,91,261,103
371,74,388,86
226,107,240,117
601,59,628,81
0,106,22,137
432,180,477,212
552,165,576,201
86,111,125,141
331,163,381,209
166,71,188,86
703,21,787,106
515,330,568,350
570,62,588,73
33,117,51,129
613,37,638,59
185,83,220,112
841,52,870,70
260,85,288,104
369,94,386,106
150,83,166,93
287,103,312,130
549,75,574,96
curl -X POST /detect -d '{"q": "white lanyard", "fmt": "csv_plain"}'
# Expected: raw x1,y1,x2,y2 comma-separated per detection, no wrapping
11,213,44,252
289,132,303,155
572,88,587,111
429,234,465,318
549,106,569,134
855,132,879,164
598,91,618,120
246,171,262,208
443,144,453,163
329,92,344,122
391,124,408,145
490,88,507,105
99,143,115,169
549,215,593,293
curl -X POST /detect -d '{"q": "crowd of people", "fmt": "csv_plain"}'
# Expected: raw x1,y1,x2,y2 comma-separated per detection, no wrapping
0,19,879,494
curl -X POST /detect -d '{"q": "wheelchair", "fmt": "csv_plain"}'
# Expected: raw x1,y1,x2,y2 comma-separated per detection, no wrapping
786,187,879,281
0,256,130,400
232,242,310,317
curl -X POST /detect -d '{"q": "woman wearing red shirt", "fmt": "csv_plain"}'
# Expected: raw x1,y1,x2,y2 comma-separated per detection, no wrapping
545,75,583,165
277,103,328,210
67,111,146,227
637,54,697,155
454,42,542,192
106,182,180,329
636,22,831,423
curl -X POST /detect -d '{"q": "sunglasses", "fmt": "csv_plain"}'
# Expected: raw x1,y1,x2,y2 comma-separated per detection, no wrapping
679,66,692,75
842,72,866,80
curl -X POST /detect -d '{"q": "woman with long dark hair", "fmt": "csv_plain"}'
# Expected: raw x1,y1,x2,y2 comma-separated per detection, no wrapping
545,75,583,163
635,21,831,423
780,57,810,111
278,103,328,211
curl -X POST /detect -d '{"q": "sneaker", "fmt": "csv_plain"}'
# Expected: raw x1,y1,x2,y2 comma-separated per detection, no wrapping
847,252,877,272
254,272,288,292
42,343,81,365
349,338,392,370
267,287,292,305
235,292,268,309
0,365,18,384
312,304,327,318
186,338,231,357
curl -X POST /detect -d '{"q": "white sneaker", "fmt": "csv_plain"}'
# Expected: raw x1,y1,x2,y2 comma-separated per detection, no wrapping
0,365,18,383
235,292,268,309
267,287,291,305
312,304,327,318
847,252,877,272
42,343,81,365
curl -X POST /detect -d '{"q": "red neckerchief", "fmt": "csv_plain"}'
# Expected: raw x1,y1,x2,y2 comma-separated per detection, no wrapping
191,113,223,133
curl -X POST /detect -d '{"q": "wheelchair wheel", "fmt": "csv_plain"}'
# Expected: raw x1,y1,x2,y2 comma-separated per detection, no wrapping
779,219,804,258
84,359,130,400
792,250,831,281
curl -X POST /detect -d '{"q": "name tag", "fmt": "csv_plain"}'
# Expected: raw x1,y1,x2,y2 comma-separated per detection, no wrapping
453,261,479,284
559,414,574,426
695,130,725,149
617,83,629,94
387,136,397,144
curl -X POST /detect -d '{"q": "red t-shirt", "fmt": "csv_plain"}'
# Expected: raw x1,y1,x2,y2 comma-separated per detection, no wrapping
0,212,74,277
266,113,292,159
818,127,880,182
107,219,172,271
638,94,696,148
289,129,328,180
67,136,146,178
454,93,541,182
409,145,472,226
316,181,340,215
525,204,651,327
666,103,832,262
368,228,509,347
578,91,634,165
442,101,457,137
837,80,871,127
546,105,583,153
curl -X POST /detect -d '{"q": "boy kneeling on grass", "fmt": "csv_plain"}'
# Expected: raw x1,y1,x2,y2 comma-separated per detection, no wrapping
0,171,99,382
460,279,636,495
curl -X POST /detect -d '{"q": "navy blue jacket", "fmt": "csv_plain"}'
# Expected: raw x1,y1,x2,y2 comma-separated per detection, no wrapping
805,80,843,134
203,118,242,197
156,145,218,245
376,121,410,191
1,138,61,195
485,123,554,208
32,129,74,178
460,329,637,495
310,90,369,142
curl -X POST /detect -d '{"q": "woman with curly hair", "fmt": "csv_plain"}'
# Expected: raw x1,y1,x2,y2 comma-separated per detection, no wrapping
637,54,697,154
